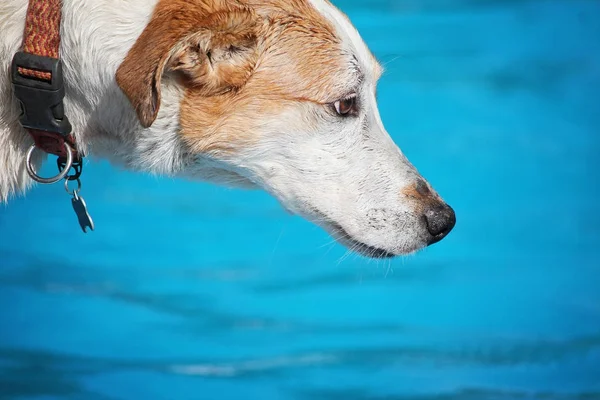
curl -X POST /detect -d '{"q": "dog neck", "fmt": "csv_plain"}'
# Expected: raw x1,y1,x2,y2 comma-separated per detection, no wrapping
0,0,196,201
62,0,194,174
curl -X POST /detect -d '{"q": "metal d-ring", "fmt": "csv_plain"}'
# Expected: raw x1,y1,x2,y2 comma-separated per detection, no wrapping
64,177,81,196
26,142,73,184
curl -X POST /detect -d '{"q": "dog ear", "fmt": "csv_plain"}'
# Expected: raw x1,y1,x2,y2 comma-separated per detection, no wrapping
116,8,261,128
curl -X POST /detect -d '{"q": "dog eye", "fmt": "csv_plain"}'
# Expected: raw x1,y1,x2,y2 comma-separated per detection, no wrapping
333,96,357,116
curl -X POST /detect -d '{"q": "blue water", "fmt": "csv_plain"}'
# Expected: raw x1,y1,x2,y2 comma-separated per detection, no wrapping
1,1,600,399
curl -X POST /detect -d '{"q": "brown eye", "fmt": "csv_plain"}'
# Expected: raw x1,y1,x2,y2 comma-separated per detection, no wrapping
333,96,357,116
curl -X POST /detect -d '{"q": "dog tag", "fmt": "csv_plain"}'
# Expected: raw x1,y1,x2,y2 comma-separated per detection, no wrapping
71,192,95,233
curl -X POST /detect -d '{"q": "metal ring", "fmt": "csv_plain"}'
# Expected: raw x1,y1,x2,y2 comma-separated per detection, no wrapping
64,177,81,196
26,143,73,184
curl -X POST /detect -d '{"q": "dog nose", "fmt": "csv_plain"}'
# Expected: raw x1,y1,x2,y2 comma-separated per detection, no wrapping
424,204,456,244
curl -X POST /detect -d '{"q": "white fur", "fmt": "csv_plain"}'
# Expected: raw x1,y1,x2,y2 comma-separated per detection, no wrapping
0,0,450,256
228,0,436,255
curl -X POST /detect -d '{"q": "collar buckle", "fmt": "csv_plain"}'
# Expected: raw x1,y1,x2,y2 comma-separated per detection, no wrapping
11,51,72,136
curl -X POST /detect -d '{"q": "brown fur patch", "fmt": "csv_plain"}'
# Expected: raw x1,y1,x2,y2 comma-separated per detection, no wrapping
402,179,431,200
179,0,355,155
116,2,264,127
117,0,360,153
401,179,444,213
169,10,261,96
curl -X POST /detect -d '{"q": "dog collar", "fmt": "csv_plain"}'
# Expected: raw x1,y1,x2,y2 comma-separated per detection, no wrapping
10,0,94,232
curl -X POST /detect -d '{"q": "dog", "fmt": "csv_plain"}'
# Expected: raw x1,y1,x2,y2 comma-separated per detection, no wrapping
0,0,456,258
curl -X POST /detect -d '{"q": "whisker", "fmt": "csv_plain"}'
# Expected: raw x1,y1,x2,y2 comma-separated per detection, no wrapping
381,54,403,69
385,259,394,278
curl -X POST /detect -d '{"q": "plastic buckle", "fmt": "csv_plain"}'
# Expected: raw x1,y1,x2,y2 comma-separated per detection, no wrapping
11,51,72,135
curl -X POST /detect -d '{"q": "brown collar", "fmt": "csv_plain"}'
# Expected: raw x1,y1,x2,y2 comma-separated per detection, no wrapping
11,0,81,164
9,0,95,233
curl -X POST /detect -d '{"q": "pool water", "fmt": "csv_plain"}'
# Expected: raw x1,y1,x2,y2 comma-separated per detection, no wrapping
1,1,599,399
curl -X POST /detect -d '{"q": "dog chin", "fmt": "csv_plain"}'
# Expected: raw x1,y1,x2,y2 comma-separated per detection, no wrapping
273,201,425,258
304,210,422,259
325,220,426,259
331,227,397,258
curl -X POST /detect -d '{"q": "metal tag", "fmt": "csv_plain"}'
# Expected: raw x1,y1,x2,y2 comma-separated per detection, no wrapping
71,192,95,233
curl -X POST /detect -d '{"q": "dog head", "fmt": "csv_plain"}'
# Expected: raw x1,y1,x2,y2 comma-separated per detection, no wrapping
116,0,455,258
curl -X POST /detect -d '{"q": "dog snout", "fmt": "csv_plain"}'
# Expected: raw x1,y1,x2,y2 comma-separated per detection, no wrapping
424,203,456,245
401,179,456,246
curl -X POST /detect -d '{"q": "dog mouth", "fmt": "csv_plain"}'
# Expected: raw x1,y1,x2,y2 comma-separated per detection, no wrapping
331,222,396,259
311,211,396,259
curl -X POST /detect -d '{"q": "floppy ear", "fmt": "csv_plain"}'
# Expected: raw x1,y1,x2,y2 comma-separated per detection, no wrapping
116,8,261,128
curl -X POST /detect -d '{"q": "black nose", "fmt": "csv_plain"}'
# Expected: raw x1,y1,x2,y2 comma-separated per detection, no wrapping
424,204,456,245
